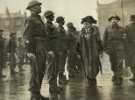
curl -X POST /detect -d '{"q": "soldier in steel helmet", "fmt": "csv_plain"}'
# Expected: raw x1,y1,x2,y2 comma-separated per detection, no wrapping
103,15,126,86
66,22,82,79
44,11,63,94
24,1,49,100
55,16,68,85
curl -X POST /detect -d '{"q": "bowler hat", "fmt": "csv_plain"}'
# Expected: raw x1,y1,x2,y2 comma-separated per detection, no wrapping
81,16,97,24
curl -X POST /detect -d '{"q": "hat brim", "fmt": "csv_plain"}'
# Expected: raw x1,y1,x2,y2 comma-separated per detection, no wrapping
108,17,120,21
26,3,41,9
81,19,97,24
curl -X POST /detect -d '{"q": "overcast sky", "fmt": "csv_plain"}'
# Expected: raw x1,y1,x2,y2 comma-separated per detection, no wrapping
0,0,116,28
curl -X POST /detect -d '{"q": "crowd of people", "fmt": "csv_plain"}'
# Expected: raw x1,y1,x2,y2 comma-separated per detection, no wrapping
0,31,27,77
0,0,135,100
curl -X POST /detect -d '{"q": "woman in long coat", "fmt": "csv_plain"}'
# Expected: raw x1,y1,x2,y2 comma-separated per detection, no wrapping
80,16,103,87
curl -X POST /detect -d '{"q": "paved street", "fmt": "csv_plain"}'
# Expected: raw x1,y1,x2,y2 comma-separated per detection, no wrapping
0,54,135,100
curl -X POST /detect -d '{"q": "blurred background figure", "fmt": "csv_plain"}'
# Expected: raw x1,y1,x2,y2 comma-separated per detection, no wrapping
0,29,6,78
125,15,135,82
7,32,17,75
16,37,25,72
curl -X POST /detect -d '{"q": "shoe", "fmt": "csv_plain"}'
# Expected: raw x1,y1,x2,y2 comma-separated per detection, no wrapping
88,78,97,87
112,76,117,82
31,94,49,100
49,86,64,94
59,74,67,85
40,95,49,100
130,77,135,82
0,74,6,78
113,78,123,86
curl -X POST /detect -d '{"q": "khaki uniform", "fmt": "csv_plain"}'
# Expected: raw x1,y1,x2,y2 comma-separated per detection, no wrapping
104,25,125,84
67,29,82,78
24,14,47,95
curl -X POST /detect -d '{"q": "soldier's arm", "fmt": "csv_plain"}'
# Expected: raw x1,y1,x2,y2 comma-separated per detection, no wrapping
103,28,108,50
23,18,35,41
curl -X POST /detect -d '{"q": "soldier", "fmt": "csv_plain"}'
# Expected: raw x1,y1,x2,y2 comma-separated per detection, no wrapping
24,1,49,100
125,15,135,82
79,16,103,87
56,16,67,85
103,15,125,85
44,11,62,93
0,29,6,78
66,22,82,79
8,32,17,75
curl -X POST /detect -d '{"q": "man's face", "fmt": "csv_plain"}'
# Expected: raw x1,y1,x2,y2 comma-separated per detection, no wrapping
59,21,65,26
111,18,119,25
30,5,41,14
83,22,92,28
48,15,54,22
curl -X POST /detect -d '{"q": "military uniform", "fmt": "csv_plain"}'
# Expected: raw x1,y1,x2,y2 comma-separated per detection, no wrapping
24,2,48,100
125,22,135,81
56,24,68,84
44,20,63,93
104,24,125,85
0,33,6,77
67,26,82,79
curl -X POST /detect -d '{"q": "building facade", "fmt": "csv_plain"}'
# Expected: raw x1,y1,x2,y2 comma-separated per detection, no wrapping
0,10,26,37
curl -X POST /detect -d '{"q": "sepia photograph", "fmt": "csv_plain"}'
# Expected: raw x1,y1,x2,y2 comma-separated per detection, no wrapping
0,0,135,100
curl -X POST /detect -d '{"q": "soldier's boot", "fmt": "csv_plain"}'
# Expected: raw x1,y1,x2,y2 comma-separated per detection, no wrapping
130,74,135,82
10,69,17,75
0,69,6,78
113,77,123,86
49,85,63,94
87,77,97,87
19,65,25,72
0,72,6,78
49,79,63,94
58,72,67,85
31,93,49,100
112,76,117,82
